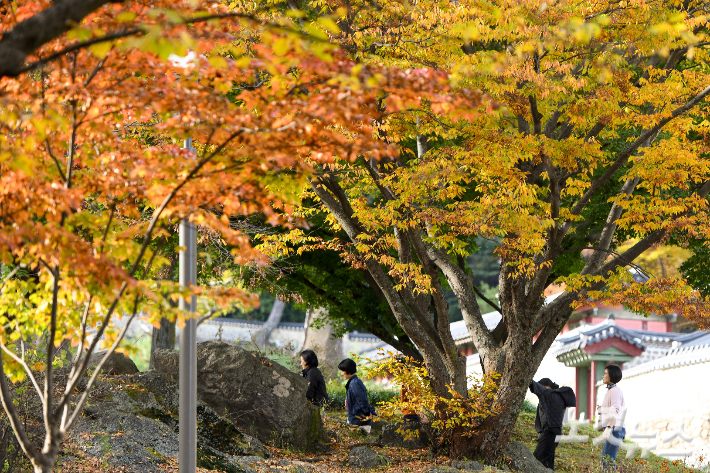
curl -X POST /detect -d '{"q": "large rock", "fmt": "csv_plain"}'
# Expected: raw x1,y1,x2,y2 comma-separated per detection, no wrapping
153,341,326,451
504,441,552,473
71,371,268,473
348,446,388,469
424,467,462,473
87,350,139,376
379,421,433,449
450,460,486,471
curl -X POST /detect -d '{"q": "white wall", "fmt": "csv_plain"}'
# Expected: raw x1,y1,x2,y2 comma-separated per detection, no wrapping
595,361,710,464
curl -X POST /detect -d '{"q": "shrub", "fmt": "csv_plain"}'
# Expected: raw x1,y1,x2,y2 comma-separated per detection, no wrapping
325,378,399,410
521,399,536,413
360,350,500,437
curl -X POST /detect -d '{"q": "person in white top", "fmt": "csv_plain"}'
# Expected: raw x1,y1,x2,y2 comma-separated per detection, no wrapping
596,364,626,471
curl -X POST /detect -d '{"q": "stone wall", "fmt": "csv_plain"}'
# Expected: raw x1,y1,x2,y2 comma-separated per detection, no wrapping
594,360,710,462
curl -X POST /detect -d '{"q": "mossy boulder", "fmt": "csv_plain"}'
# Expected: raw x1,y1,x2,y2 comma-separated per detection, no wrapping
70,370,268,473
87,350,139,376
153,341,327,451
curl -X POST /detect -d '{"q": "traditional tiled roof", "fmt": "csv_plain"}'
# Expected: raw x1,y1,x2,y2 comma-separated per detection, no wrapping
627,329,686,344
623,331,710,378
553,317,646,358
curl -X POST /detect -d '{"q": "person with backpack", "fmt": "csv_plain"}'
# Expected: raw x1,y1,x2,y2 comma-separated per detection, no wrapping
300,349,328,406
529,377,577,471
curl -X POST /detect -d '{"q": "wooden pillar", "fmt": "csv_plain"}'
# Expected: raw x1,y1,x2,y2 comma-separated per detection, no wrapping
589,361,596,422
576,366,589,420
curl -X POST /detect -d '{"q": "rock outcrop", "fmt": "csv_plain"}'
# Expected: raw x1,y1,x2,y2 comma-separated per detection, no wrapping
71,370,268,473
379,421,433,449
87,350,139,376
348,446,389,469
450,460,486,471
505,441,553,473
153,341,326,451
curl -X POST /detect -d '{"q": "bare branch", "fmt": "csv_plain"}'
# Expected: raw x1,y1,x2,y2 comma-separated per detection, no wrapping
44,140,67,182
581,177,639,275
44,266,60,441
0,341,44,406
0,265,21,293
0,350,40,465
62,295,141,432
472,284,501,313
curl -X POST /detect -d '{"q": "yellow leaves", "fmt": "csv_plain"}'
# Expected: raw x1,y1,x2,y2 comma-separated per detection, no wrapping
116,12,137,22
317,17,341,35
67,27,93,42
361,350,501,433
273,37,291,57
207,55,227,68
303,23,329,41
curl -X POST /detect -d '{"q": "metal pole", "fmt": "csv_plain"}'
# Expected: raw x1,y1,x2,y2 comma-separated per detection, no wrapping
179,138,197,473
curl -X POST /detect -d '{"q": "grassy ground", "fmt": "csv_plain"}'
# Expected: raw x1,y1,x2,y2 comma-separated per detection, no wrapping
511,411,707,473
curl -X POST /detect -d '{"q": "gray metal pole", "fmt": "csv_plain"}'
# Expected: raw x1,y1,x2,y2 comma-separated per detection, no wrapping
179,138,197,473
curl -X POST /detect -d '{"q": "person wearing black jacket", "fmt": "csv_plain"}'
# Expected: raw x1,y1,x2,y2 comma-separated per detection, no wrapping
300,349,329,406
529,378,577,471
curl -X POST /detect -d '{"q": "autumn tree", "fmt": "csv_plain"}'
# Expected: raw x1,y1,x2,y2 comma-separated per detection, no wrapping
0,1,480,471
258,0,710,461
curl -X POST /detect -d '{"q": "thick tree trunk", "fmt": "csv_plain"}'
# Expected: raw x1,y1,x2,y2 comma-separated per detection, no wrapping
255,299,286,347
149,317,175,369
451,342,532,462
302,308,342,378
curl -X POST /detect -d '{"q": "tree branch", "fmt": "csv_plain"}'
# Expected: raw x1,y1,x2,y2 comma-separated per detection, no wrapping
43,266,60,442
0,0,116,78
472,284,501,313
0,350,40,465
563,84,710,232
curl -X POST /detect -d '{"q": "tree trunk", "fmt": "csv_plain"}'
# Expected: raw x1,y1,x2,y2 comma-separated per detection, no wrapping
33,460,54,473
302,308,342,358
255,299,286,347
302,308,342,378
149,317,175,369
450,343,531,462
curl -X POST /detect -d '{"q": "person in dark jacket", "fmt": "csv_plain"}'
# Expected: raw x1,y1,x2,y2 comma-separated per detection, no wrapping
529,377,577,471
338,358,377,434
300,349,328,406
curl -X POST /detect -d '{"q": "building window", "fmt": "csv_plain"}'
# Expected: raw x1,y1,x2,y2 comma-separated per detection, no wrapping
642,321,648,331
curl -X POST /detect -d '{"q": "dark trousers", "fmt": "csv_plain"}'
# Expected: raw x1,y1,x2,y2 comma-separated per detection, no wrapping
534,429,560,470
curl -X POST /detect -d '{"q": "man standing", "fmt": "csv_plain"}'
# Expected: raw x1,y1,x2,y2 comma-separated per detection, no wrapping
529,378,577,470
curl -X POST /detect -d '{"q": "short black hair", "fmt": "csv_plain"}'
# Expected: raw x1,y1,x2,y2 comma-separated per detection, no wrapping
338,358,357,375
300,349,319,368
538,378,559,389
605,364,622,383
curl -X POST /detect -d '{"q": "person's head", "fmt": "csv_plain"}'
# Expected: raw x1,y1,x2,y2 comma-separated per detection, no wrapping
338,358,357,379
603,364,622,384
300,349,319,370
538,378,559,390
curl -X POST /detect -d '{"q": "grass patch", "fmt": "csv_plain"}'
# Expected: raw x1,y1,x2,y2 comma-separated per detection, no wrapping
512,411,707,473
325,379,398,410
